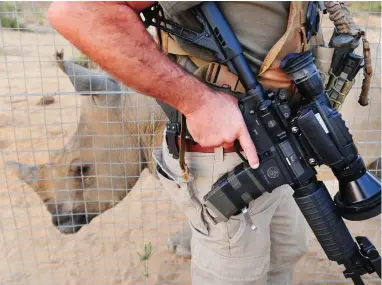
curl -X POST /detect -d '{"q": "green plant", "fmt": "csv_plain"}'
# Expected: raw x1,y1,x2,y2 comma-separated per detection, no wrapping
137,242,154,278
0,15,18,28
0,2,23,13
0,2,25,30
36,12,45,26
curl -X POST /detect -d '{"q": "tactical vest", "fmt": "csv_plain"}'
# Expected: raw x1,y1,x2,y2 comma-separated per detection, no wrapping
154,1,371,107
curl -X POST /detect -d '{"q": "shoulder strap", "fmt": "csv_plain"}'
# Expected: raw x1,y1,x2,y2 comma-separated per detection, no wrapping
259,1,309,76
159,30,210,68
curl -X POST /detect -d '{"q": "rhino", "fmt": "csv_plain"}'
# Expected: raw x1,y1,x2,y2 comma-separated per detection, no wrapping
6,51,193,257
7,51,167,233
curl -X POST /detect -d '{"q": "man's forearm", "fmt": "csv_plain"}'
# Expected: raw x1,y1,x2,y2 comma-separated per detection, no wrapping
47,1,209,115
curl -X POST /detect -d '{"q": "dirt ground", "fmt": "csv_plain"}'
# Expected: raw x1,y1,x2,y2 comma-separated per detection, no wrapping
0,7,380,285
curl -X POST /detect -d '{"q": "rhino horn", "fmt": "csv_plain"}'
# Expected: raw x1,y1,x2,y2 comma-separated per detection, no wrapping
55,50,121,94
6,161,42,188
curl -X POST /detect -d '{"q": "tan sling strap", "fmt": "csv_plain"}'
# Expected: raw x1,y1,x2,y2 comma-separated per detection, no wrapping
205,63,246,94
256,1,312,93
359,32,372,106
159,30,211,68
258,2,309,76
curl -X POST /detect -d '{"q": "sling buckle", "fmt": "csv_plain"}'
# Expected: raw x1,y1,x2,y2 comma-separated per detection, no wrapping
165,122,180,159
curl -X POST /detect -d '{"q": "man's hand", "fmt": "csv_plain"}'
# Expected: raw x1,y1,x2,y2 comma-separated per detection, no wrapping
47,1,259,168
186,91,259,169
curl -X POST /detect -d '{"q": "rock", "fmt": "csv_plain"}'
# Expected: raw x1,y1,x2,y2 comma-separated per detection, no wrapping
36,95,55,106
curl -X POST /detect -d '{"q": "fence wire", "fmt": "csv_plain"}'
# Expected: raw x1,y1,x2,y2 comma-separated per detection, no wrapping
0,2,380,285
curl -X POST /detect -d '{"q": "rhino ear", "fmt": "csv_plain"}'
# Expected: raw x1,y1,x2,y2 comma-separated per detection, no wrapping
6,161,42,189
55,50,121,95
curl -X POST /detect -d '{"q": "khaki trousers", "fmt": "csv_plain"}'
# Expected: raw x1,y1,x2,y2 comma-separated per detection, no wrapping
153,135,309,285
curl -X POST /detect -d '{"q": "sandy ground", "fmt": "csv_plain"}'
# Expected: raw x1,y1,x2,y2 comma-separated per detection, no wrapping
0,8,380,285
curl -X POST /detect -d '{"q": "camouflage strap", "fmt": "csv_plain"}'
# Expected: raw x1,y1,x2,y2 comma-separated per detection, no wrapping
327,72,355,110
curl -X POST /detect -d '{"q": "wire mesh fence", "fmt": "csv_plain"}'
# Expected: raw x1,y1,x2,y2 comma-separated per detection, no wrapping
0,2,380,285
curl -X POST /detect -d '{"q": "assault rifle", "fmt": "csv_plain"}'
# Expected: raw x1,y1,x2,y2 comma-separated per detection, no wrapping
142,3,381,284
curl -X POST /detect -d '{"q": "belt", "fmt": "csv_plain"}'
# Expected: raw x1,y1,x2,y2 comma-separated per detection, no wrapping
177,137,241,153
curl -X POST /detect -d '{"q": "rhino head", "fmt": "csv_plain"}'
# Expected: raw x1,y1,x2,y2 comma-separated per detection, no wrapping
7,51,165,234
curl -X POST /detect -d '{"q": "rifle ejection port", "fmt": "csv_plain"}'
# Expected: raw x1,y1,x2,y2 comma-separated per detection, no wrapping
314,113,329,134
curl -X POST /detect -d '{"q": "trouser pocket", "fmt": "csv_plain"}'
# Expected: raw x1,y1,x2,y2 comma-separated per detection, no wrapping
154,149,211,236
190,202,276,283
192,241,270,284
190,186,291,283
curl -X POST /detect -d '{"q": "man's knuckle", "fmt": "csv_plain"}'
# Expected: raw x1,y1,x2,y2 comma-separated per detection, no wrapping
213,139,223,147
224,134,235,143
198,138,207,147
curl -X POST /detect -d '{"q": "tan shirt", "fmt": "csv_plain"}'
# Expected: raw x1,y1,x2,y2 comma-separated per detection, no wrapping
159,1,290,74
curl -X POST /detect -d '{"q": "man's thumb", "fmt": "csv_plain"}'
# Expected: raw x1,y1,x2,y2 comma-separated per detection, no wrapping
239,131,259,169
